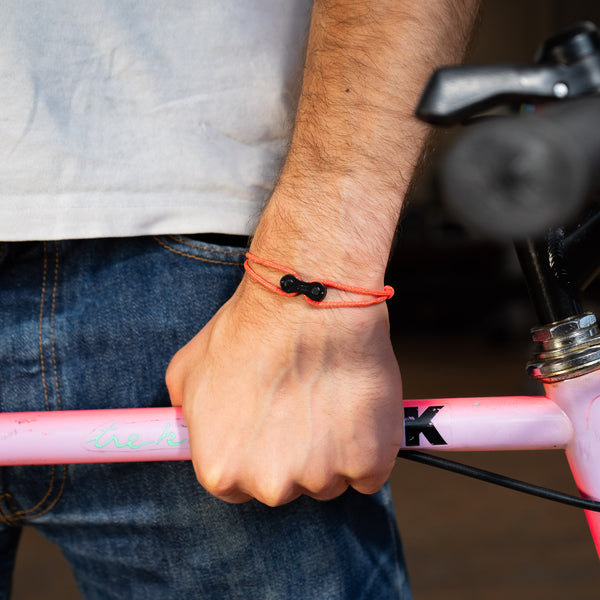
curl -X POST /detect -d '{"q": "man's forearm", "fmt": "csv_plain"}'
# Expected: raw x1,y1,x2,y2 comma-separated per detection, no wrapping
168,1,481,505
251,0,480,287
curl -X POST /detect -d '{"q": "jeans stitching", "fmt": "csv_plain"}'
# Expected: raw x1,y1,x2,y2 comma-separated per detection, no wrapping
16,465,67,522
0,466,67,524
1,242,67,523
166,234,246,255
39,242,49,411
153,236,243,265
18,243,70,521
0,496,19,526
50,242,63,411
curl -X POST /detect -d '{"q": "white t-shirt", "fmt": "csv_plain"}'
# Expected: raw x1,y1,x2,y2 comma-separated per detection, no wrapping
0,1,312,241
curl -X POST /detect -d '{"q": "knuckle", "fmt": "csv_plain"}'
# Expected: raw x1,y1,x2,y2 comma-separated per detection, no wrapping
352,482,382,496
256,477,297,507
301,469,336,495
344,451,394,488
258,488,289,507
199,464,237,498
352,473,388,495
258,491,294,507
346,456,392,495
346,453,378,479
307,479,349,501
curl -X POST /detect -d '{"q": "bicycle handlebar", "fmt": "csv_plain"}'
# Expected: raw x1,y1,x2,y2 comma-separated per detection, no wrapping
440,97,600,239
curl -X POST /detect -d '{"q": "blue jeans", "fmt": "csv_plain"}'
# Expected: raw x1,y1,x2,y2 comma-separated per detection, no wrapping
0,236,411,599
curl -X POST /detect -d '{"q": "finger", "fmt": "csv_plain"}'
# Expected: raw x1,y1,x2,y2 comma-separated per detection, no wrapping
294,464,351,501
303,478,350,502
165,354,184,406
347,472,390,495
343,450,398,495
251,483,303,507
195,468,255,504
211,490,254,504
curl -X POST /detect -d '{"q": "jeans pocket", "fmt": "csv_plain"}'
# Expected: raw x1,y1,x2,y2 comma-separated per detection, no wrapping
153,234,247,265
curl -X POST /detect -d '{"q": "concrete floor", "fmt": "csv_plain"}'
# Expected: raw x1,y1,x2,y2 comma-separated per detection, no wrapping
9,333,600,599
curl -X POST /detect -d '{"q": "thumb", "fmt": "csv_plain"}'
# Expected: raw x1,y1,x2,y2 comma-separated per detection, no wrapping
165,351,184,407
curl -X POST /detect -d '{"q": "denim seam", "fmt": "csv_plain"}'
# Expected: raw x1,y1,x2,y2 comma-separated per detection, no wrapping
50,242,63,411
166,234,246,256
0,466,67,524
153,236,242,265
0,469,67,524
0,243,67,524
39,241,50,410
0,495,19,526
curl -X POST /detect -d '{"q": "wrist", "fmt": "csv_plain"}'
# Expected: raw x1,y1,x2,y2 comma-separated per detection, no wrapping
250,182,397,289
234,270,393,344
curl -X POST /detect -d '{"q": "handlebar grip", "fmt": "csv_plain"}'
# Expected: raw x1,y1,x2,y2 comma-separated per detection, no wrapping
441,97,600,239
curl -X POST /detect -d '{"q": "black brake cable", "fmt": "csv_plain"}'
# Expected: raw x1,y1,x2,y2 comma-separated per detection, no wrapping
397,450,600,512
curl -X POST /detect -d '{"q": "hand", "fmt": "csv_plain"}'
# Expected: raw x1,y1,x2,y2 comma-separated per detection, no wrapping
166,276,403,506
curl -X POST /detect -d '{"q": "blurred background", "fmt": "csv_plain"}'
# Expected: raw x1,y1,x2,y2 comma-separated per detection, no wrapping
11,0,600,598
390,0,600,598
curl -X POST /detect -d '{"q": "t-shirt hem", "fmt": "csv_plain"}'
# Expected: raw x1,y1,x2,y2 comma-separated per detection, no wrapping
0,193,262,241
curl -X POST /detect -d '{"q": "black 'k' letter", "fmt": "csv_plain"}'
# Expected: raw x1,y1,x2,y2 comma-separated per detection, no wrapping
404,406,447,447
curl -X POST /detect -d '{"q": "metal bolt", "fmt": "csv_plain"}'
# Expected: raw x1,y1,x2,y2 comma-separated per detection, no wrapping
528,313,600,382
531,313,596,342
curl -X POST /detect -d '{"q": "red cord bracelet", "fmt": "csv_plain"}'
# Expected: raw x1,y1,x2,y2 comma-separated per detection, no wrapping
243,252,394,308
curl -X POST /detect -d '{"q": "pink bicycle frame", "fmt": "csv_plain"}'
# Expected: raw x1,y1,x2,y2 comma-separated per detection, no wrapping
1,368,600,558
